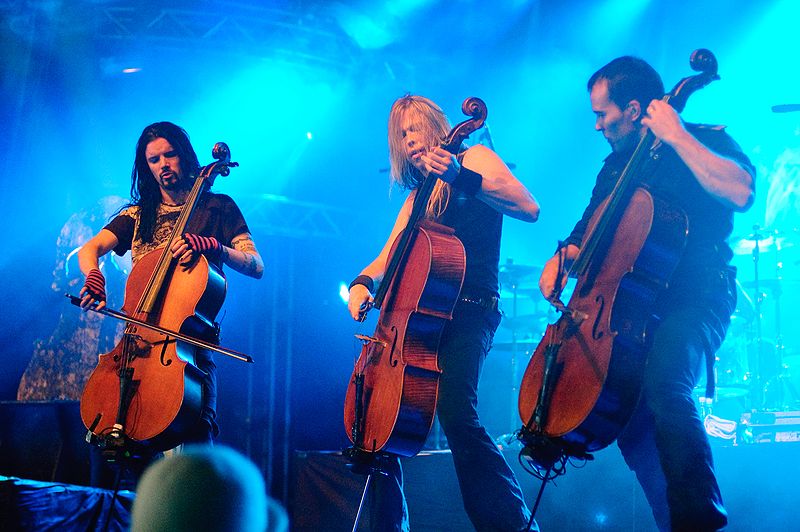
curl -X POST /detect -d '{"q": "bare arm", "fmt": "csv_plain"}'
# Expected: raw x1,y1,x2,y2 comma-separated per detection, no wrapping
77,228,120,309
419,144,540,222
347,193,415,320
643,100,754,212
539,244,580,301
221,233,264,279
462,144,540,221
78,229,119,274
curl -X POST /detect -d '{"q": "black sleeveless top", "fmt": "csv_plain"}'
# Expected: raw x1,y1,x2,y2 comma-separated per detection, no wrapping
439,188,503,299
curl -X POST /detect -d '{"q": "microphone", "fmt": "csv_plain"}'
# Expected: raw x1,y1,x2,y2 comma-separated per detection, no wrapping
772,104,800,113
477,123,517,169
477,123,495,150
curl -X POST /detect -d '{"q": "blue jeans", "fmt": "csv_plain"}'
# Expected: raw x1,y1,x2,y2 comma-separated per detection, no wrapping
617,268,735,531
370,302,532,531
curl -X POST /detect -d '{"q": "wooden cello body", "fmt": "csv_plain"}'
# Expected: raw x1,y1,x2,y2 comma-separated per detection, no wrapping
518,189,687,454
518,50,720,459
344,97,487,457
344,221,465,456
80,143,236,452
80,251,225,451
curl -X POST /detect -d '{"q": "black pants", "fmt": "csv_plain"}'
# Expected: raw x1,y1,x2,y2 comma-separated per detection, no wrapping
370,302,532,531
617,267,736,531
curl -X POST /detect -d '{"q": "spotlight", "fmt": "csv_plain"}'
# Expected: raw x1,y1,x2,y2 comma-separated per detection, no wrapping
594,511,608,525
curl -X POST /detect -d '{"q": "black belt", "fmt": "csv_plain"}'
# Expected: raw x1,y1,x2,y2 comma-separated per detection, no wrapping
459,294,499,311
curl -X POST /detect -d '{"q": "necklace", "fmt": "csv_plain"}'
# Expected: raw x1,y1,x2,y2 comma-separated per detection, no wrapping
161,201,185,207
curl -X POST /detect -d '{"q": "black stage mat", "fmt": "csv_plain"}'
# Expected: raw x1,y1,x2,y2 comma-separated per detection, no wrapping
291,442,800,531
0,475,133,531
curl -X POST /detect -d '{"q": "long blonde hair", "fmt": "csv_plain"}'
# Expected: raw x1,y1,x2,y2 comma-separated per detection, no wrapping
388,95,452,219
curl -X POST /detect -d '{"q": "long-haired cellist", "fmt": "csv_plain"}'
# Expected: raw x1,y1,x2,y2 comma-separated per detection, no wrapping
347,95,540,531
77,122,263,484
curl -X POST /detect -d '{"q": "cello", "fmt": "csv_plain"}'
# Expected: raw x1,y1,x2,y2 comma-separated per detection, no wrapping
343,98,487,458
517,50,720,465
79,142,247,453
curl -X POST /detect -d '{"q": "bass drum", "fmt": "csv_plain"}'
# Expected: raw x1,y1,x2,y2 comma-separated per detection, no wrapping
715,279,755,389
701,279,755,421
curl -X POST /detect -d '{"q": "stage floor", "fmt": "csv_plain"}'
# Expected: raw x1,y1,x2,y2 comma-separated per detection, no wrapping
291,442,800,531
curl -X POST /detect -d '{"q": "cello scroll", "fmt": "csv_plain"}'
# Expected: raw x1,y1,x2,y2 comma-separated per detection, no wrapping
666,49,719,113
196,142,239,183
441,97,487,153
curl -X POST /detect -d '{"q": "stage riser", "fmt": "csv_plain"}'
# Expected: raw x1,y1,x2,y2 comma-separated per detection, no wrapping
291,443,800,531
1,402,798,531
0,476,133,531
0,401,90,486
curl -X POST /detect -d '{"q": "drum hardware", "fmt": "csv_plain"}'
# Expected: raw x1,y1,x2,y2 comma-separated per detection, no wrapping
732,225,798,409
499,314,548,334
498,261,543,289
492,339,540,352
495,259,545,442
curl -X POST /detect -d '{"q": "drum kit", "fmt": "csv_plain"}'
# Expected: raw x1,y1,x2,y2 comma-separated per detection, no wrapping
477,259,549,440
713,225,800,417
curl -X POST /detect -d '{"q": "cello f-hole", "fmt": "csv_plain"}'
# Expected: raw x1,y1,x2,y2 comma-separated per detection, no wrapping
388,326,400,367
159,341,173,367
592,295,606,341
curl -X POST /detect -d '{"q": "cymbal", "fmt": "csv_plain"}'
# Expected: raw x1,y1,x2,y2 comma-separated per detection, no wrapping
715,387,749,400
739,278,800,291
499,313,547,331
498,286,540,299
498,262,542,287
492,339,539,352
693,386,748,400
731,232,793,255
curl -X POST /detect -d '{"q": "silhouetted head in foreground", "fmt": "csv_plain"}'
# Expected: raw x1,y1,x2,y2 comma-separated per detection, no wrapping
131,444,288,532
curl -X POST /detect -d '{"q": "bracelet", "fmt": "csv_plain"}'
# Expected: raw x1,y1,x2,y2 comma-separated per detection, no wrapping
451,167,483,196
349,274,374,293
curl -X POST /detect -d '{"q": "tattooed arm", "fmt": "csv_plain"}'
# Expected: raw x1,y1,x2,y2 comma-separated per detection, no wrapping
221,232,264,279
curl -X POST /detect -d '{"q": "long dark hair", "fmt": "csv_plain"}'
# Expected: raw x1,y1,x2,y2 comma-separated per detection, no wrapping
131,122,200,242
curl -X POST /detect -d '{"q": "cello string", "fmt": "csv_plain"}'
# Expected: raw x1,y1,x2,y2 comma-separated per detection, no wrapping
114,161,214,433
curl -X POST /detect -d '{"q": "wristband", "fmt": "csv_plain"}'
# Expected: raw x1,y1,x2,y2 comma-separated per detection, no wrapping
84,268,106,302
349,275,374,293
184,233,222,258
451,167,483,196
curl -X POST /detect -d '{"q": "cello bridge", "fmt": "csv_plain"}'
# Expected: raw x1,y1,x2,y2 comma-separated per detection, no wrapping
354,334,386,348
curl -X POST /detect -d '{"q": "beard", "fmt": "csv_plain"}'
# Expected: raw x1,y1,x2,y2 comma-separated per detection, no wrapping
609,129,641,155
158,172,190,192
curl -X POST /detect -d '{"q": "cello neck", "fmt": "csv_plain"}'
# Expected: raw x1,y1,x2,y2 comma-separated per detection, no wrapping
572,49,720,277
572,128,655,276
372,172,439,309
136,143,236,316
138,173,209,314
373,97,487,310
